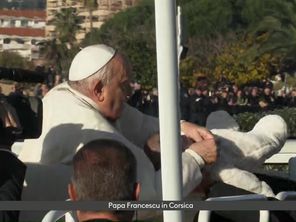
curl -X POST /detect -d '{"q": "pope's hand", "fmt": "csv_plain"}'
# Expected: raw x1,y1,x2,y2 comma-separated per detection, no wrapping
180,121,214,142
189,139,217,165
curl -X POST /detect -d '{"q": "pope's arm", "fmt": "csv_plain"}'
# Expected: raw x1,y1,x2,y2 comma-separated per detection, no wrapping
116,103,160,148
117,104,217,197
148,136,217,198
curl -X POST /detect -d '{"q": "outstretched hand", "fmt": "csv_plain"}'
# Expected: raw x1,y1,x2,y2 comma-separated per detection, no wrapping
189,139,218,165
180,121,214,142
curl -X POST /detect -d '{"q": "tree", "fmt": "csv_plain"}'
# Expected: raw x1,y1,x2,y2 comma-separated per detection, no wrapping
49,7,82,47
182,0,245,37
40,39,79,78
0,51,32,69
213,37,281,85
81,0,98,31
81,0,296,87
45,7,82,77
243,0,296,72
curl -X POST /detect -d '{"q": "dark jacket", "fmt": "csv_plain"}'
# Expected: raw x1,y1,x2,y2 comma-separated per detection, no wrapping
0,150,26,222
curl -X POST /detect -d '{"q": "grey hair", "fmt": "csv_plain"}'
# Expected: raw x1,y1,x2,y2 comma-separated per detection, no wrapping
72,139,137,202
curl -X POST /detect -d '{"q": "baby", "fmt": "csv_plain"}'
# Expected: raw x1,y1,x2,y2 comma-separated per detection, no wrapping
145,111,287,197
207,111,287,197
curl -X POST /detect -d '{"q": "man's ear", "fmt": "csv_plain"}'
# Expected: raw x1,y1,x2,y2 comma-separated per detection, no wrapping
68,183,77,201
133,182,141,201
93,80,104,102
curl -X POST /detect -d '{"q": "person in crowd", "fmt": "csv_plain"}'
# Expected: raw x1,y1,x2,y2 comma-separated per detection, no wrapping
216,89,229,111
145,88,158,117
189,87,213,126
7,83,35,138
259,86,275,110
0,149,26,222
0,95,21,143
40,83,50,98
236,89,248,106
179,83,191,121
69,139,138,222
235,89,248,113
0,100,26,222
33,83,42,98
19,44,217,201
276,90,288,108
189,87,204,125
232,84,239,95
288,88,296,107
248,86,260,111
127,81,142,110
53,74,63,87
187,87,195,97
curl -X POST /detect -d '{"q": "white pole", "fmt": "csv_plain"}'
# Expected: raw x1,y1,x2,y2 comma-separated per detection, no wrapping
154,0,183,222
177,6,183,68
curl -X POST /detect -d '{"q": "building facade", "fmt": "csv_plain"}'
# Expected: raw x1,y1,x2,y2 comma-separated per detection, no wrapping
0,0,137,61
46,0,137,41
0,9,46,60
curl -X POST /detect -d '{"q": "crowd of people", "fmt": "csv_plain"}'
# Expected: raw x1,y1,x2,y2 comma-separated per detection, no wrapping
32,72,63,98
128,77,296,126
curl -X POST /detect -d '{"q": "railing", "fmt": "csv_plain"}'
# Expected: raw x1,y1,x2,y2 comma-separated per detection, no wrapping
264,139,296,181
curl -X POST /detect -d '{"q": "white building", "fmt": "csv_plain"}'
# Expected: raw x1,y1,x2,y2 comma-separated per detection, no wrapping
46,0,137,41
0,9,46,60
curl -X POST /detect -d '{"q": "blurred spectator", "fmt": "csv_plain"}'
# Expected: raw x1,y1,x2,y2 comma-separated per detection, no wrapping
69,139,138,222
180,83,190,120
259,87,275,110
33,83,42,98
7,83,36,138
288,89,296,107
0,150,26,222
0,86,4,98
248,87,260,110
54,74,62,87
41,84,50,98
145,88,158,117
217,90,229,111
127,78,296,119
127,82,142,110
276,90,288,107
189,87,213,126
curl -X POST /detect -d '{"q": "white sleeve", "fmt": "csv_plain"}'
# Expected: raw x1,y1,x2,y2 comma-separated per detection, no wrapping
116,103,159,148
181,151,203,196
153,151,203,199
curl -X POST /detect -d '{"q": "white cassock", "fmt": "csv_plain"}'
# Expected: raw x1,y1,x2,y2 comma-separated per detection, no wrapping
19,82,204,202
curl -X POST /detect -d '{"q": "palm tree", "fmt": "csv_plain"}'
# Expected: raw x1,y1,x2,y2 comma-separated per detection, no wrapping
49,7,82,47
39,39,67,75
248,0,296,62
40,39,80,78
81,0,98,32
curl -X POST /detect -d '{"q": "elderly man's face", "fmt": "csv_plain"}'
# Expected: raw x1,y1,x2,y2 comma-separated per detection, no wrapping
99,55,131,121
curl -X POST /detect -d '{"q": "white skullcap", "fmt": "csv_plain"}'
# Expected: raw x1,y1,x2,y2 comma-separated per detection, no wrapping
69,44,116,81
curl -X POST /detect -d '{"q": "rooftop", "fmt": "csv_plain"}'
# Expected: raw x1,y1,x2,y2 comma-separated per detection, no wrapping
0,9,46,20
0,27,45,37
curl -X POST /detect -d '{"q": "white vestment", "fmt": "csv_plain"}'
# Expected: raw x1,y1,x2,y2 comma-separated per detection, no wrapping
19,82,204,201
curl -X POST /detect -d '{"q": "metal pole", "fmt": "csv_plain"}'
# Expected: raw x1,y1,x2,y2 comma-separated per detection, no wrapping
177,6,182,68
154,0,183,222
